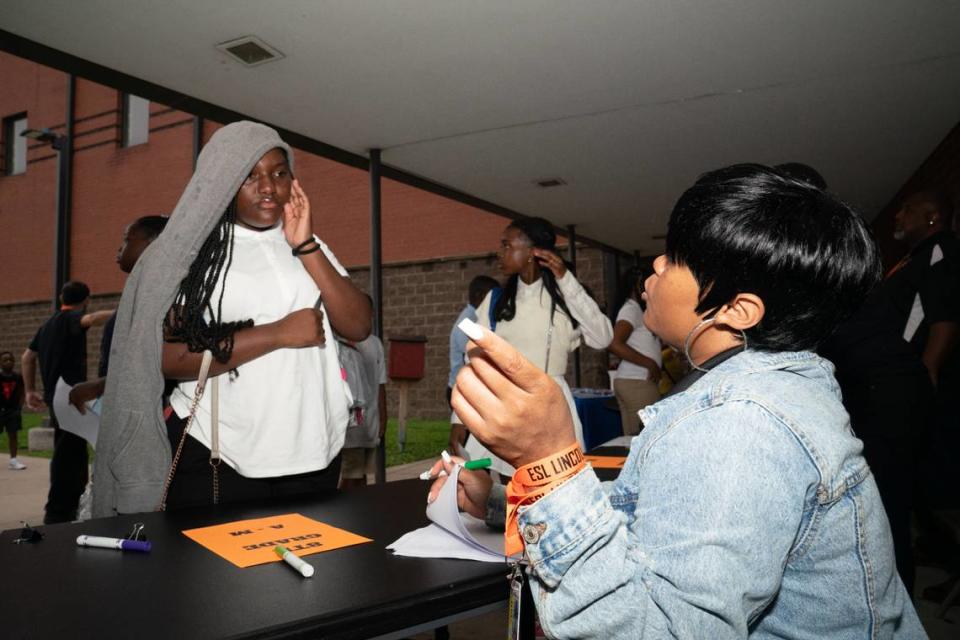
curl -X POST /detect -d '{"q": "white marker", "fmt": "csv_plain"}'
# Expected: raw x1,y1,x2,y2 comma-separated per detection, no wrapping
76,535,151,553
274,545,314,578
457,317,484,341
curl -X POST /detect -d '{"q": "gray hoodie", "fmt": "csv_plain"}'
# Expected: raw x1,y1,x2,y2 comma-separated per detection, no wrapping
92,121,294,518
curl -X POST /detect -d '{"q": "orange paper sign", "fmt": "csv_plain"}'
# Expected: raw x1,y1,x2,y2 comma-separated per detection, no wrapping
182,513,372,568
583,455,627,469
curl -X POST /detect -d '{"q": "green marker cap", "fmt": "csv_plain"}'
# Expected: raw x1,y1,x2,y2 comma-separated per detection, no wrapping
463,458,492,471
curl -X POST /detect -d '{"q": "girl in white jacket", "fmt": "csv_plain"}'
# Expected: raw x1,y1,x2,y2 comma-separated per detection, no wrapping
464,217,612,475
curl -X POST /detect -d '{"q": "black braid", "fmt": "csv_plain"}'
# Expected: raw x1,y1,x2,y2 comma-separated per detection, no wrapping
164,200,253,363
493,217,579,329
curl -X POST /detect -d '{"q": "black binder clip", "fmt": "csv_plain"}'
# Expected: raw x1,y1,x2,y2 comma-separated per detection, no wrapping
13,521,44,544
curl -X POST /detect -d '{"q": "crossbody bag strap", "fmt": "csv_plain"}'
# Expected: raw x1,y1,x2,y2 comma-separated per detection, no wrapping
543,322,554,373
209,374,221,505
158,350,214,511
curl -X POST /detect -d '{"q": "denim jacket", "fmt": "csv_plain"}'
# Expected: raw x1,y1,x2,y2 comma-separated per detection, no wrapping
516,349,925,639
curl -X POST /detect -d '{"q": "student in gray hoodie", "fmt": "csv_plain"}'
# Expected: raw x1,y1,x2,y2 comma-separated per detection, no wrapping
93,121,370,517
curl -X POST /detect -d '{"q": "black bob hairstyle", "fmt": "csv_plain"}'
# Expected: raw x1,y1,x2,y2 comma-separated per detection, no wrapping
666,163,881,352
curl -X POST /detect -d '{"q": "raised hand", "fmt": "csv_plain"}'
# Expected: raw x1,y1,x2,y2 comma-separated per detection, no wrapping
451,319,576,468
532,248,568,279
282,179,314,248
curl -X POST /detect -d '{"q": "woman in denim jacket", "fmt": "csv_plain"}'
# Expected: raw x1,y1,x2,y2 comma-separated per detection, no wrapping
432,164,925,638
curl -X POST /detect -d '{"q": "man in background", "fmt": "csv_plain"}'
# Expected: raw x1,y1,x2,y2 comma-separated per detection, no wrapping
822,189,958,594
22,281,113,524
69,215,169,412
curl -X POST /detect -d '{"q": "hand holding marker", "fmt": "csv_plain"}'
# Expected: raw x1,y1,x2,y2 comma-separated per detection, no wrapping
419,450,492,480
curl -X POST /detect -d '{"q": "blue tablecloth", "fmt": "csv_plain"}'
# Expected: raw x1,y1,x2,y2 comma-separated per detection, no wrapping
572,388,623,451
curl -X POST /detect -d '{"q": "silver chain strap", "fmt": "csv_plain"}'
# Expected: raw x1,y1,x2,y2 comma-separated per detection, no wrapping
157,351,214,511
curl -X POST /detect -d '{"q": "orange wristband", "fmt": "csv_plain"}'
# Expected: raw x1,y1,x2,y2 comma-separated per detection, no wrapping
504,443,585,556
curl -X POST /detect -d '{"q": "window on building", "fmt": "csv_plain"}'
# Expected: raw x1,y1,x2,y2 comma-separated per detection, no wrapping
122,94,150,147
3,114,28,175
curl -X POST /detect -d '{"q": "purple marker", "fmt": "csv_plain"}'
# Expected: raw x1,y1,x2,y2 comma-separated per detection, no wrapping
76,535,151,553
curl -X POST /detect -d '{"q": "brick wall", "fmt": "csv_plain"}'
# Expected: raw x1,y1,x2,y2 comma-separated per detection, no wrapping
0,51,617,420
344,243,611,420
0,52,508,306
0,245,613,420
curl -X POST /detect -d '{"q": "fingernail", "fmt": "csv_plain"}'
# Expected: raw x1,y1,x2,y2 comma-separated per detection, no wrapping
458,318,483,341
427,492,436,504
441,450,452,464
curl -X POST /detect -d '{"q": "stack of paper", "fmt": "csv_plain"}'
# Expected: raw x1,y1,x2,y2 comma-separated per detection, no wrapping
388,465,520,563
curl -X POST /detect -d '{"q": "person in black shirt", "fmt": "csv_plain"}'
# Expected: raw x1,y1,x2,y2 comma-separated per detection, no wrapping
822,190,959,595
21,281,113,524
0,351,26,470
888,192,960,579
69,216,169,413
887,191,960,388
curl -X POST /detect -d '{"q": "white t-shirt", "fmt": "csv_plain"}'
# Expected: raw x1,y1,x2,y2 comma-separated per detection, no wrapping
170,223,351,478
614,299,662,381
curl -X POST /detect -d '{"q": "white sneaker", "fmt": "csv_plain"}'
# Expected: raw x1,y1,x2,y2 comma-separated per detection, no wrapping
8,458,26,470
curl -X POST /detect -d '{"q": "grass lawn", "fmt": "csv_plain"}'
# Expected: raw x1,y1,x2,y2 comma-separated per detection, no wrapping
4,413,452,468
383,417,451,467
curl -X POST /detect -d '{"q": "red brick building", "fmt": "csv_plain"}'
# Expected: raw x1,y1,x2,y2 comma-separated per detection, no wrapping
0,52,614,419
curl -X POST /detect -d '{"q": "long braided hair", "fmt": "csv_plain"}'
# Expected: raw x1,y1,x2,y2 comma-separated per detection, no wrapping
163,199,253,363
493,216,578,329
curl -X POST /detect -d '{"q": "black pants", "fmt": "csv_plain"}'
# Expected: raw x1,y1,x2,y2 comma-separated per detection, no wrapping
842,373,933,596
164,411,341,510
44,410,89,524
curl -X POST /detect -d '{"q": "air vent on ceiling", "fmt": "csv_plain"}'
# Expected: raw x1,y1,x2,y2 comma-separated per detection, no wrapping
535,178,567,188
216,36,284,67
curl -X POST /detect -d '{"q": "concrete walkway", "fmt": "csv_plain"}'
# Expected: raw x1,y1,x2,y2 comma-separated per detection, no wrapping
0,456,49,532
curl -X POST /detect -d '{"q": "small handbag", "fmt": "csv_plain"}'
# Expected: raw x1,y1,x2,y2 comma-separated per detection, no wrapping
158,350,221,510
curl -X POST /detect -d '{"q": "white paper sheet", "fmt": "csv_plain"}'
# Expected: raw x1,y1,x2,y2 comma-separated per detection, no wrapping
52,378,100,448
388,465,520,563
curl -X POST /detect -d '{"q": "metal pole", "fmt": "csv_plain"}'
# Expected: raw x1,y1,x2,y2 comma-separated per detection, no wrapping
567,224,581,387
370,149,383,339
52,74,76,309
370,149,386,483
192,116,204,169
604,251,620,324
